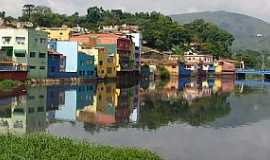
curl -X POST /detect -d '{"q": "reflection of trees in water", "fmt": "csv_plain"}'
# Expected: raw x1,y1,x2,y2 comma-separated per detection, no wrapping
81,93,231,133
137,93,231,129
180,94,231,126
234,85,267,96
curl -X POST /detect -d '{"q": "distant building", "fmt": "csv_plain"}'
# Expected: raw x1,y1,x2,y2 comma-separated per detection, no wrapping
101,24,139,33
117,36,136,71
126,32,142,71
0,28,48,78
184,51,213,71
40,26,71,41
215,59,236,75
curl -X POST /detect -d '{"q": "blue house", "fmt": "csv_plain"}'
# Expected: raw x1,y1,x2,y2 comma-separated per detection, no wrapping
77,51,96,79
47,50,67,78
48,41,78,73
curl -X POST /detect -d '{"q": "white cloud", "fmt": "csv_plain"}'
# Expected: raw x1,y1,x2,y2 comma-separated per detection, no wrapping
0,0,270,22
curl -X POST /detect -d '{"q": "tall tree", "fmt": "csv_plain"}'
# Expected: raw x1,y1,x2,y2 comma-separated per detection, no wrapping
22,4,35,21
0,11,5,18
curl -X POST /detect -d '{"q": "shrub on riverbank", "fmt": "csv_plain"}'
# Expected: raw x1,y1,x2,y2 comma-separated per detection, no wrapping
0,134,162,160
158,65,170,79
0,80,20,90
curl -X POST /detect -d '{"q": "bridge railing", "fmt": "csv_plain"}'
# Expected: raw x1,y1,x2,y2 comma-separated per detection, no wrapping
236,68,270,74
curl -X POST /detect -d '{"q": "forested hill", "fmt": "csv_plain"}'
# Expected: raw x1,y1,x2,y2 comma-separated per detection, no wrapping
0,6,235,58
170,11,270,52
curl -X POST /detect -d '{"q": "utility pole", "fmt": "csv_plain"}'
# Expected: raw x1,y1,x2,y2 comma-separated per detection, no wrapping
23,4,35,21
262,54,265,70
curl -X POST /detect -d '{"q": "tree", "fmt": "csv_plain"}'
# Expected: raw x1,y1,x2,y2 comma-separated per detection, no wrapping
184,19,235,58
22,4,35,21
0,11,5,18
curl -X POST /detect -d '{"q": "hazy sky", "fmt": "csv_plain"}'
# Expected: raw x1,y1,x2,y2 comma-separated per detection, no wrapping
1,0,270,22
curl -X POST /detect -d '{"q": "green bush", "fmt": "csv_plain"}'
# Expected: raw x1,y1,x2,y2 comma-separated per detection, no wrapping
0,80,19,90
158,66,170,79
0,134,162,160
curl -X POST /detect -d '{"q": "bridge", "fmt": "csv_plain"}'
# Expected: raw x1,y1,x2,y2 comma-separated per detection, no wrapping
236,69,270,80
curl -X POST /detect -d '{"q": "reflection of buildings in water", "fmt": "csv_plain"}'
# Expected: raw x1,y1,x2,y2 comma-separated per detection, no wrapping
0,87,47,134
116,85,140,123
49,84,95,122
183,78,235,103
53,90,77,121
183,80,212,103
164,78,179,90
76,83,117,125
213,78,235,94
47,86,66,111
76,83,140,125
148,81,156,90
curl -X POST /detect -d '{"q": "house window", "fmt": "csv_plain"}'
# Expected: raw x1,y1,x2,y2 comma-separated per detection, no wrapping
99,61,103,65
107,67,112,74
16,37,25,45
40,66,45,70
29,66,36,69
2,37,11,44
30,52,36,58
107,57,113,63
28,107,35,113
39,53,46,58
15,53,25,57
2,47,13,57
59,32,63,35
37,107,44,112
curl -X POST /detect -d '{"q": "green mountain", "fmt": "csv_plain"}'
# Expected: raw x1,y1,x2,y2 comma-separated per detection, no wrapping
170,11,270,53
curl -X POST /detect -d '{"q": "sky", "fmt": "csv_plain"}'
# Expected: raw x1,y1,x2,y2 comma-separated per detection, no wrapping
1,0,270,22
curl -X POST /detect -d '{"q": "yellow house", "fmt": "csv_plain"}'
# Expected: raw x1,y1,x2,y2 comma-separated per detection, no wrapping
79,46,119,79
106,54,119,78
41,26,71,41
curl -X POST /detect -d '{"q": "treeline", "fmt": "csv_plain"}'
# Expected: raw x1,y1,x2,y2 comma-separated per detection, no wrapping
1,5,235,58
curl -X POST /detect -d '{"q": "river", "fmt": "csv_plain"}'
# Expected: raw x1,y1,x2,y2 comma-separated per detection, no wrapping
1,78,270,160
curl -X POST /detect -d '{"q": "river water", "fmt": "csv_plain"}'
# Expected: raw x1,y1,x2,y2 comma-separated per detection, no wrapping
1,78,270,160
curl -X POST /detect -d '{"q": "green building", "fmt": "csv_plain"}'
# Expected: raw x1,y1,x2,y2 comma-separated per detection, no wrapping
0,28,48,78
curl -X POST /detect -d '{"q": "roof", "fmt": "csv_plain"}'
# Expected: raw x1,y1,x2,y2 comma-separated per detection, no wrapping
96,44,117,55
48,49,63,56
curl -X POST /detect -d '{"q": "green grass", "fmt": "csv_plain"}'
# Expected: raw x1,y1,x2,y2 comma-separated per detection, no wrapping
0,80,20,90
0,134,162,160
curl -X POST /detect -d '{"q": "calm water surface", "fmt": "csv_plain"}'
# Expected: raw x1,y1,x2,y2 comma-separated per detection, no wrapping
1,78,270,160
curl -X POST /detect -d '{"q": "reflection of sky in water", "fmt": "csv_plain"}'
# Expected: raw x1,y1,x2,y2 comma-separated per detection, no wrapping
54,90,77,121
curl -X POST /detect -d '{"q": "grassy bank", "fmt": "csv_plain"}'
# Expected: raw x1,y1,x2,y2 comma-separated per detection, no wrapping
0,134,162,160
0,80,21,90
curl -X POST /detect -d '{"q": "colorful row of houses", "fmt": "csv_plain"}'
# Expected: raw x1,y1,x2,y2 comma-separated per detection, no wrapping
0,26,142,80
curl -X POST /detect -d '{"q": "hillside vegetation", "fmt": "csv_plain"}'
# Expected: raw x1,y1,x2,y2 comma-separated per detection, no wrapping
1,5,234,58
171,11,270,52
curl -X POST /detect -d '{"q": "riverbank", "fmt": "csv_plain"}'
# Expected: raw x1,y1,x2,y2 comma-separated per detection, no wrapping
0,134,161,160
